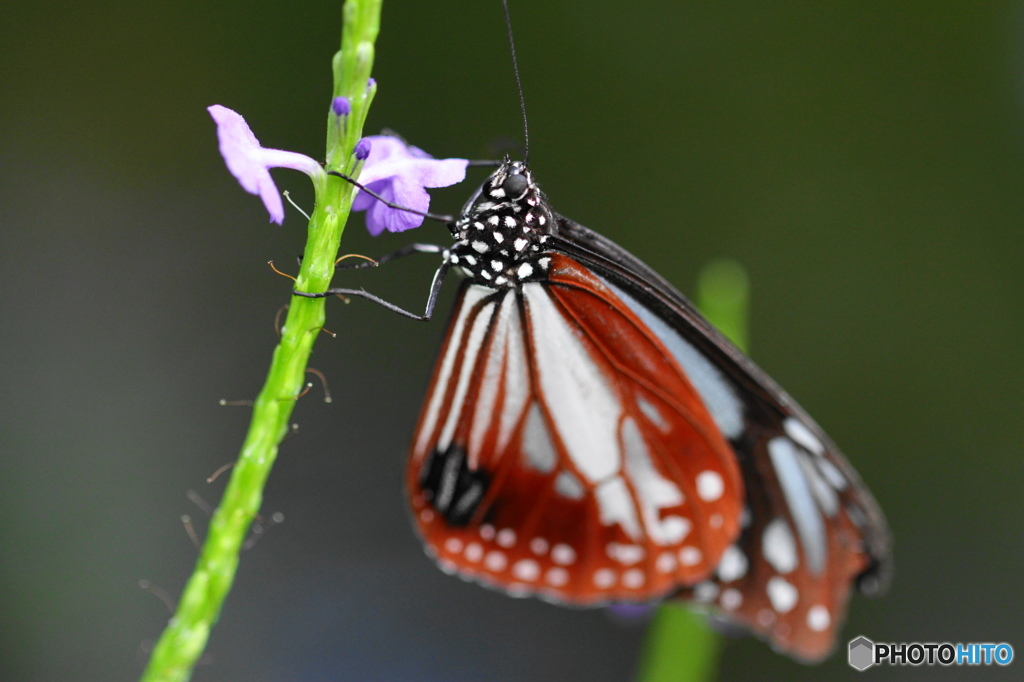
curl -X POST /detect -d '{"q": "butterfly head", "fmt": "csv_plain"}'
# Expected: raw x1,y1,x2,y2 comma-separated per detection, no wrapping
447,158,555,288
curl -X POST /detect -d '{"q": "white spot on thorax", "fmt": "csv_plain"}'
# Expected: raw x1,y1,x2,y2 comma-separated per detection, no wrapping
513,237,528,251
492,231,504,243
472,240,488,253
504,215,517,228
517,262,533,279
488,215,500,226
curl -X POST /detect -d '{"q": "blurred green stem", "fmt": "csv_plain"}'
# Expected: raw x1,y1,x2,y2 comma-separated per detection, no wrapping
140,2,381,681
635,258,750,682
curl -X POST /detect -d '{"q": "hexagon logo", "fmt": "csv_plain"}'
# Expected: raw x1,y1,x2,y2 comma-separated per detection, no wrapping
848,636,875,671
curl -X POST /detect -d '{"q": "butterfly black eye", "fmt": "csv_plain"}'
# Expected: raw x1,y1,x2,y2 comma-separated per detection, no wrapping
501,173,529,198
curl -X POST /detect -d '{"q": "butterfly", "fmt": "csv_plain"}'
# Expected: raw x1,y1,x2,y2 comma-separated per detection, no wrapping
351,158,893,664
302,5,890,663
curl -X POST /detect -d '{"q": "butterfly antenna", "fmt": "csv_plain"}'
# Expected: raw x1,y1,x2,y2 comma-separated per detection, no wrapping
502,0,530,165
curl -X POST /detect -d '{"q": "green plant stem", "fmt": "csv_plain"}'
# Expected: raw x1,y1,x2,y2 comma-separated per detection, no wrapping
636,258,750,682
638,604,721,682
140,2,381,680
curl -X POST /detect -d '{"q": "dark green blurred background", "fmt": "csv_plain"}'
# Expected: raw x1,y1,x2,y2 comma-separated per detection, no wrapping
1,1,1021,680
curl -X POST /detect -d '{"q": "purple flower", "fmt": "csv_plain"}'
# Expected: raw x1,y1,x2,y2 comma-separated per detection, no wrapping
208,104,323,224
354,138,372,161
608,604,656,622
352,135,468,235
332,96,351,117
208,104,467,232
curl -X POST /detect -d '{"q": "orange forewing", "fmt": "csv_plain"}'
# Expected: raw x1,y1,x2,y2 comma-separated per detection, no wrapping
406,255,743,604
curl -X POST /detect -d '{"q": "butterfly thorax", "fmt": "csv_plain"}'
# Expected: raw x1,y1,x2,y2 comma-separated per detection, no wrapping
447,160,554,288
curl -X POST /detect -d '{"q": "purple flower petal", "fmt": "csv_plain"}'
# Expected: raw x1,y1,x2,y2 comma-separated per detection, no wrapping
365,177,430,235
352,135,468,234
208,104,321,225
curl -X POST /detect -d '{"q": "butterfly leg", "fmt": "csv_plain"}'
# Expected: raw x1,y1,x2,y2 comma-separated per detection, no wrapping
335,243,447,271
328,171,454,224
292,261,451,321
